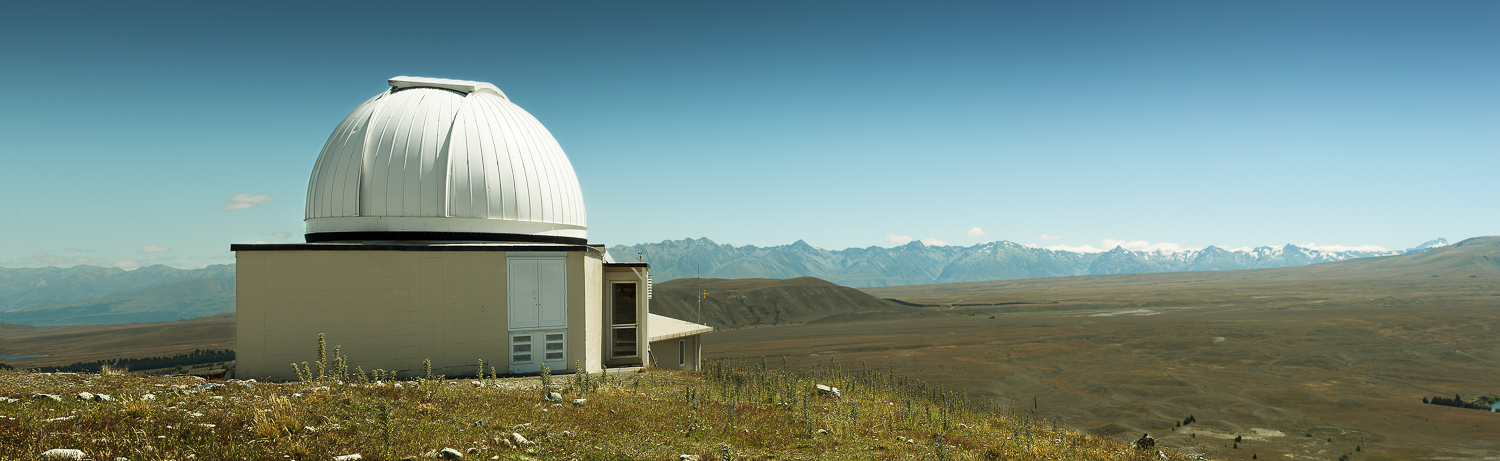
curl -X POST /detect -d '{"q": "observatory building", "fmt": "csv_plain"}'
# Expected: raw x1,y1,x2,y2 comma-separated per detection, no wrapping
231,76,709,381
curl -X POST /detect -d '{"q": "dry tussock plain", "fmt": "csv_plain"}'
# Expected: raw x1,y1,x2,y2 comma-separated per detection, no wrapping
708,240,1500,460
0,361,1185,461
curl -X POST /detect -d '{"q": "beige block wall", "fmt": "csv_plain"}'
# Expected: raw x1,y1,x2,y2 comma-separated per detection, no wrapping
236,249,597,381
580,254,603,373
648,335,701,371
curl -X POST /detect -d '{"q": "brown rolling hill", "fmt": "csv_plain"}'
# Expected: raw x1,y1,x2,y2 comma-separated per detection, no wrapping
648,276,906,329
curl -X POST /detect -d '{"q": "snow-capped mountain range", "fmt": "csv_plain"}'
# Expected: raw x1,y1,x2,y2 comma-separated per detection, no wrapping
609,238,1450,288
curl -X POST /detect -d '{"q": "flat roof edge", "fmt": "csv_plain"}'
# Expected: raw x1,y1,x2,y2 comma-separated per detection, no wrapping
648,327,714,342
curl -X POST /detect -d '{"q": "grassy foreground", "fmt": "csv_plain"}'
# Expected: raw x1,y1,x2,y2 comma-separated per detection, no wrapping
0,360,1193,460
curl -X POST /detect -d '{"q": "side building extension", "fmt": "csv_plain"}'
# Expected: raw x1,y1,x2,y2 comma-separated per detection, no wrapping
232,76,709,381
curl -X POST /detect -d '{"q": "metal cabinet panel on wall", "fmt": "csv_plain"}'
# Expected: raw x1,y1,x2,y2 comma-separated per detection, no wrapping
537,258,567,328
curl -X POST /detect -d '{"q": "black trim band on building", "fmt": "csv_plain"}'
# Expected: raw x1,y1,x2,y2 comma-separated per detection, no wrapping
604,262,650,268
230,243,601,254
304,231,588,246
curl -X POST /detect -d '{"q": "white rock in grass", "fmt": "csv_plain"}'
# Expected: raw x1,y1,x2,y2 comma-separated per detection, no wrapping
439,447,464,459
141,394,156,400
471,381,484,387
571,398,587,405
33,394,62,402
75,392,95,400
543,392,562,402
41,449,85,460
334,454,363,461
679,455,700,461
814,384,841,398
94,394,114,402
511,432,533,445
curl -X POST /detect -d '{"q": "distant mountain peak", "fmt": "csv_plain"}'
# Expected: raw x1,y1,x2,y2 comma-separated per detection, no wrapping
1410,238,1449,251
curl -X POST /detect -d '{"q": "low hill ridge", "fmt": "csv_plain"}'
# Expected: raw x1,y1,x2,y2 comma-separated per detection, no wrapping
649,277,902,328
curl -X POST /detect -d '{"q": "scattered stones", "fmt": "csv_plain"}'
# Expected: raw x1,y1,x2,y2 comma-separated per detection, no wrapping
511,433,533,445
1132,433,1156,450
543,392,562,402
312,386,330,392
679,456,700,461
75,392,95,400
185,383,221,394
334,454,363,461
571,398,587,405
141,394,156,400
465,447,480,455
814,384,841,398
41,449,86,460
0,397,18,403
32,394,62,402
816,428,829,435
471,381,485,388
44,416,75,422
94,394,114,402
439,447,464,459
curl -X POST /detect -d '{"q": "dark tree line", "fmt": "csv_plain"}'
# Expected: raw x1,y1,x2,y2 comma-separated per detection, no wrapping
1424,394,1498,411
22,349,234,374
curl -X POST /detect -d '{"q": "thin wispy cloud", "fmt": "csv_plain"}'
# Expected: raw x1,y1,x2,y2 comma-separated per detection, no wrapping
142,245,170,254
1045,244,1105,253
113,259,140,270
22,250,104,266
221,193,276,211
1046,239,1195,254
1038,234,1062,241
1300,243,1390,253
886,234,954,247
272,232,291,238
1101,239,1196,253
966,227,987,237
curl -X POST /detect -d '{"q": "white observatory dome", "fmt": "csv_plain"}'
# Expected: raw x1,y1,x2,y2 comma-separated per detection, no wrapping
305,76,586,244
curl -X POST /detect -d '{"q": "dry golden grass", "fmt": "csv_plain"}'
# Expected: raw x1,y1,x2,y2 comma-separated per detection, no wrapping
0,362,1188,461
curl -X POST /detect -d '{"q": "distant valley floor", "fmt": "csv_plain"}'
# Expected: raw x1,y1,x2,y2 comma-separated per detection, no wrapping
705,295,1500,460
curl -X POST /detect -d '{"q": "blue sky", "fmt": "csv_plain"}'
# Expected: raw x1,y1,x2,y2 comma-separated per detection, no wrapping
1,1,1495,269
